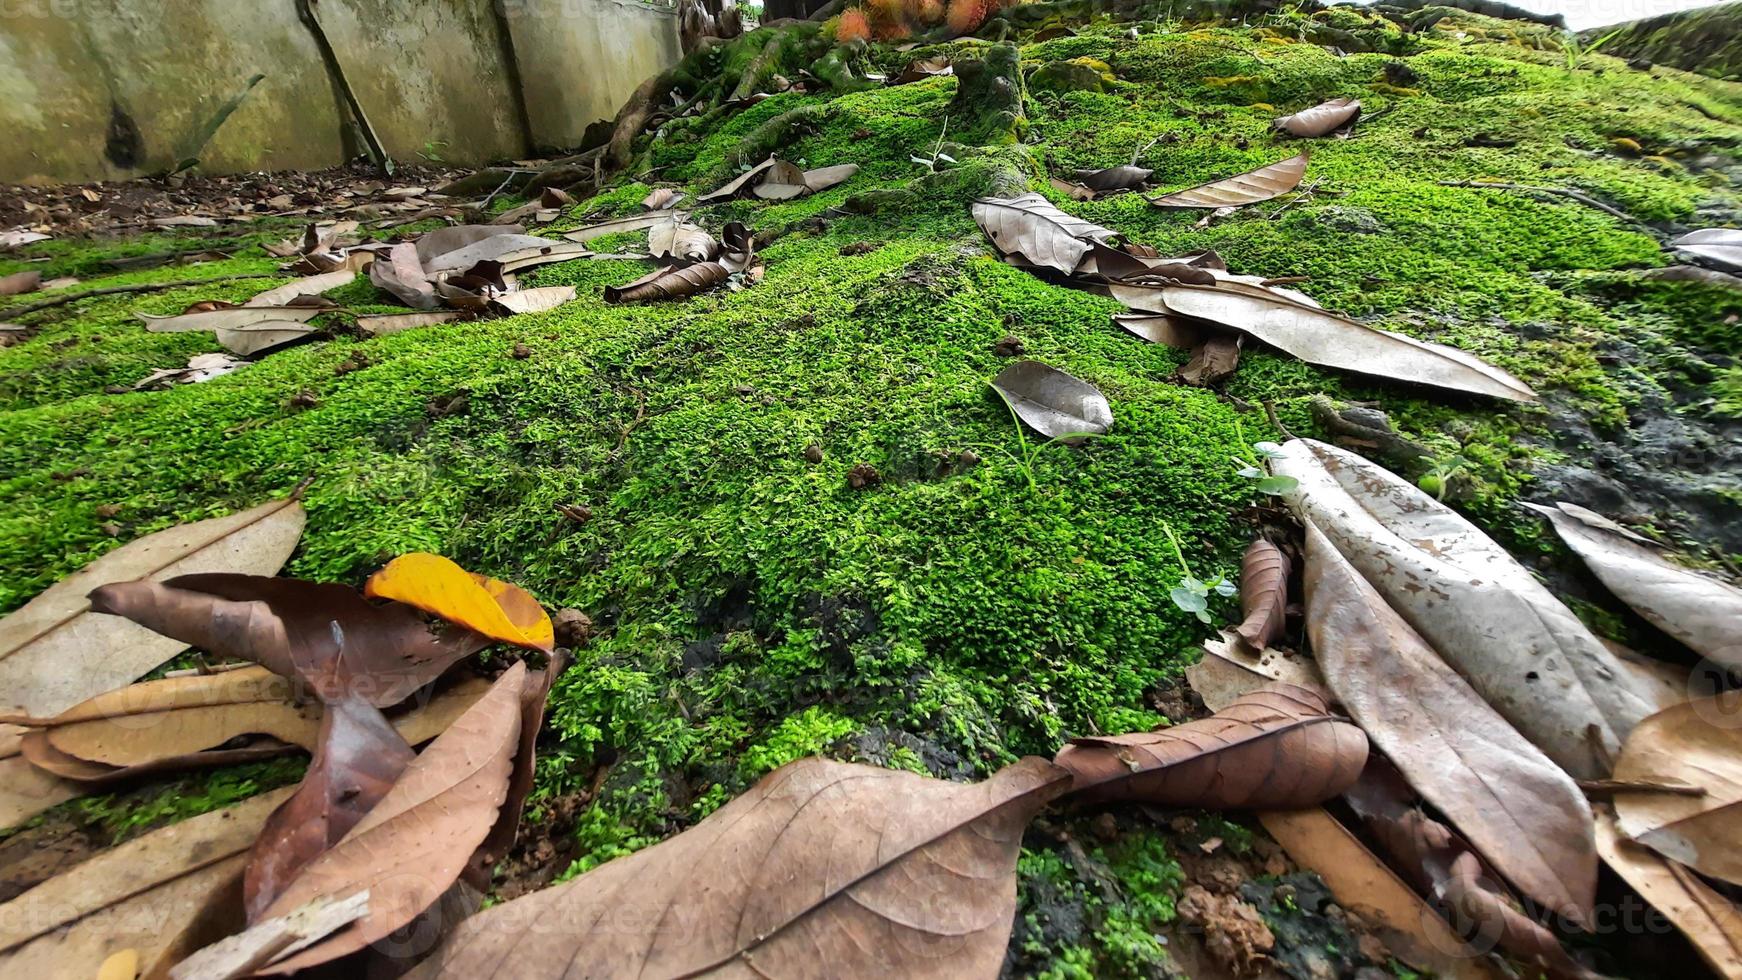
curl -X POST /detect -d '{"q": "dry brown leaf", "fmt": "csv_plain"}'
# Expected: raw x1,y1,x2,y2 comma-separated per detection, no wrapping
562,212,679,244
1112,312,1203,349
246,271,355,308
890,55,953,85
648,219,718,262
1304,521,1598,921
357,311,461,337
1273,439,1661,779
1234,539,1289,653
1595,806,1742,979
603,261,731,303
169,891,371,980
0,498,304,717
1188,633,1326,712
990,360,1114,442
972,193,1121,275
424,236,592,275
490,285,577,315
1256,809,1507,980
0,271,42,296
140,306,323,334
642,188,685,210
1075,165,1153,192
1110,281,1536,402
801,163,859,194
1050,177,1097,202
1178,332,1242,385
1147,153,1309,209
1529,502,1742,670
213,321,316,357
697,158,780,203
1055,684,1366,808
1274,97,1362,138
406,756,1069,979
1613,692,1742,886
752,159,810,200
0,788,293,978
0,754,80,832
415,225,522,266
1673,229,1742,273
369,241,440,310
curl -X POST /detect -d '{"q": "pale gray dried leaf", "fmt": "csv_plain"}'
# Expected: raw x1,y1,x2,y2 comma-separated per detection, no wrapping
563,212,680,244
751,159,811,200
357,312,461,337
490,285,577,316
369,242,440,310
1595,807,1742,980
0,271,41,297
801,163,859,194
1075,165,1153,192
990,360,1113,443
1274,97,1362,138
1189,632,1327,712
1110,281,1535,402
247,271,356,308
415,225,522,266
140,307,323,333
1272,439,1659,779
648,219,718,262
1147,153,1309,209
642,188,685,210
1612,693,1742,887
1672,228,1742,273
424,236,588,275
698,158,779,203
0,498,304,717
1304,520,1598,921
972,194,1120,275
1528,502,1742,669
215,321,316,357
170,891,371,980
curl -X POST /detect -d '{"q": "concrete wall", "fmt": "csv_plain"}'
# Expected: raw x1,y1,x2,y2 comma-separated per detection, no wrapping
0,0,682,185
506,0,685,150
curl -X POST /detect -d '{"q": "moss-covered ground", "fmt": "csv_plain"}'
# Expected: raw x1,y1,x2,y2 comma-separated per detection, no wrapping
3,4,1740,975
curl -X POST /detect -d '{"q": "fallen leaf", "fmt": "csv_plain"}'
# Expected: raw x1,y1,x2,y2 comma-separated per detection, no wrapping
1074,165,1153,192
416,225,523,266
214,320,317,357
1112,312,1203,349
697,158,780,203
1528,502,1742,670
490,285,578,315
1050,176,1097,201
153,216,220,228
801,163,859,194
1595,806,1742,979
0,271,41,296
648,218,718,262
0,498,304,717
1274,97,1362,138
246,271,356,308
1303,521,1598,921
1672,228,1742,273
972,193,1120,275
1256,809,1507,980
140,306,323,334
751,159,811,200
1271,439,1660,779
1234,539,1288,653
247,662,547,973
424,236,592,275
1178,332,1242,385
0,229,51,249
642,188,685,210
1147,153,1309,208
602,261,730,303
563,212,680,244
364,553,554,652
890,55,953,85
990,360,1114,442
0,754,80,832
357,311,461,337
405,756,1069,978
169,891,371,980
1055,684,1366,808
0,788,293,978
369,241,440,309
1612,692,1742,886
1188,633,1326,712
1110,281,1536,402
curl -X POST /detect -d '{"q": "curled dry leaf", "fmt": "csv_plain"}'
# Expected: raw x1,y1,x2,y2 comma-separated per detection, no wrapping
247,270,356,308
1528,502,1742,669
603,261,731,304
1234,538,1288,653
1178,332,1242,385
1595,806,1742,980
1113,312,1203,349
990,360,1114,443
1110,280,1536,402
1188,632,1326,712
972,193,1120,275
407,757,1070,979
1274,97,1362,138
169,891,371,980
697,157,779,203
364,552,555,652
370,241,440,309
1055,684,1367,809
212,321,316,357
642,187,685,210
141,305,323,334
1147,153,1309,209
1075,165,1153,192
0,497,304,717
889,55,953,85
0,788,294,978
1672,228,1742,273
1303,521,1598,921
415,225,522,266
251,662,543,974
1050,176,1097,202
1272,439,1659,779
1612,692,1742,886
648,218,718,262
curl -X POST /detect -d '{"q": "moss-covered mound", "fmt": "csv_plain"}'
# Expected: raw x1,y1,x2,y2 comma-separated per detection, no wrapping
2,3,1740,976
1595,1,1742,80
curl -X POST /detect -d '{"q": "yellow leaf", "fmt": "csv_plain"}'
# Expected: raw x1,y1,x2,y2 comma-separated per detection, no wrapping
97,949,138,980
365,554,554,652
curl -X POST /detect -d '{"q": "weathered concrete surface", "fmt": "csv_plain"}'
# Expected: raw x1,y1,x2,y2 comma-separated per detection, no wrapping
0,0,346,184
0,0,682,184
504,0,683,151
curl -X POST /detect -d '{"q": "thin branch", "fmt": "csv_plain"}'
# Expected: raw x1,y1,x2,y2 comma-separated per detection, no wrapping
0,274,278,322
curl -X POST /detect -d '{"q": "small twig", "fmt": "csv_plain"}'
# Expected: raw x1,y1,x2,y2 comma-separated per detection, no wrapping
1129,136,1162,168
0,274,278,321
1260,276,1311,286
1262,400,1296,441
613,385,649,455
1266,179,1322,221
1579,778,1707,798
480,171,519,212
1438,180,1645,226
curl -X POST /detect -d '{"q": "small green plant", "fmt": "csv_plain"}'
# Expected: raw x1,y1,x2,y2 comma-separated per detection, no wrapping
972,387,1102,492
418,139,451,164
1560,28,1622,70
1230,422,1298,497
1163,521,1236,624
1416,454,1469,500
911,116,956,173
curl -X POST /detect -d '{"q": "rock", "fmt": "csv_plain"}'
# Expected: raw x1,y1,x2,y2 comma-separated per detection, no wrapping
804,442,824,464
992,335,1025,357
1030,59,1109,94
1383,60,1420,87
